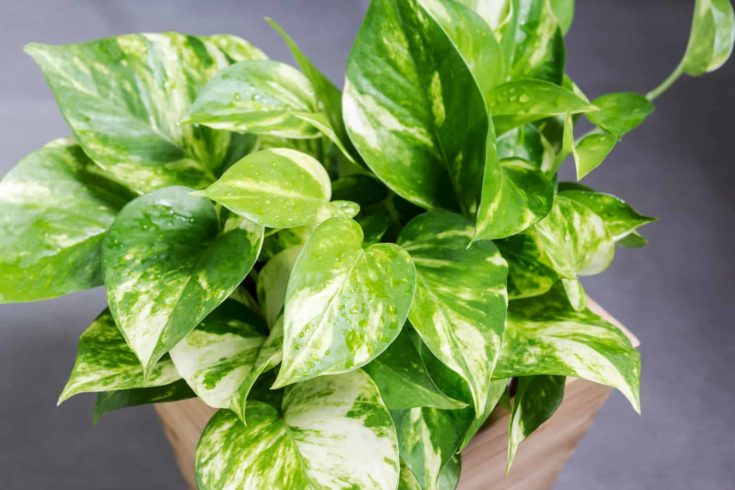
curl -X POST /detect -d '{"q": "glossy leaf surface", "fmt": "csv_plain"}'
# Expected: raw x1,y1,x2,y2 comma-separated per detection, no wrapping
256,245,302,328
186,60,320,139
103,187,263,373
169,300,267,410
682,0,735,76
344,0,487,213
573,131,618,180
507,375,565,471
586,92,654,137
93,380,195,423
496,233,557,299
196,371,399,489
59,310,180,403
496,286,641,411
364,330,466,410
26,34,264,193
275,217,415,387
196,148,332,228
0,139,123,302
399,212,507,415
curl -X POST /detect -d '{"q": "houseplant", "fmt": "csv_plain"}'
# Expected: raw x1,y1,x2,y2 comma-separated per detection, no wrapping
1,0,732,489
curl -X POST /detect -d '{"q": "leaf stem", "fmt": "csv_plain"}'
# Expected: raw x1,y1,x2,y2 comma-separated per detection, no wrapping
646,61,684,101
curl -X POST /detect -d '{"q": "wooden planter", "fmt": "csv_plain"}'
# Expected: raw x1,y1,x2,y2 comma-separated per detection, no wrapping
155,301,638,489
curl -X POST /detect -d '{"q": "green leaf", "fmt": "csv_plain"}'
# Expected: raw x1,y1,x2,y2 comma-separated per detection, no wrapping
59,310,180,403
169,300,267,410
364,330,466,410
618,230,648,248
504,0,566,84
196,148,333,228
560,188,655,241
682,0,735,76
232,317,285,422
398,211,507,416
497,124,554,172
549,0,575,34
456,0,511,30
573,130,618,180
266,19,361,163
475,156,555,240
437,455,461,490
587,92,654,137
0,139,124,303
103,187,263,373
292,112,360,167
185,60,320,139
196,370,399,489
489,79,597,134
392,407,464,490
93,380,195,423
274,217,415,387
420,0,505,96
344,0,488,214
26,34,265,193
496,233,557,299
495,285,641,412
257,245,302,328
507,375,565,471
528,194,615,279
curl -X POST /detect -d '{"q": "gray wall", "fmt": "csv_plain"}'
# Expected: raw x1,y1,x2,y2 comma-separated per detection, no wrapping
0,1,732,489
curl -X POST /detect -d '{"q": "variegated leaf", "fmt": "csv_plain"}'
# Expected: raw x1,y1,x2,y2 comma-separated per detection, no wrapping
196,370,399,490
186,60,320,139
489,79,597,134
503,0,566,84
398,212,507,415
344,0,488,214
528,194,615,279
0,139,125,303
267,19,361,163
59,310,180,403
93,379,195,423
559,187,655,241
26,34,265,193
257,245,302,328
169,300,267,410
274,217,415,388
364,329,466,410
103,187,263,373
232,317,285,422
420,0,505,97
475,155,555,240
573,130,618,180
496,233,557,299
392,407,464,490
506,375,565,471
682,0,735,76
196,148,333,229
497,124,555,173
495,285,641,411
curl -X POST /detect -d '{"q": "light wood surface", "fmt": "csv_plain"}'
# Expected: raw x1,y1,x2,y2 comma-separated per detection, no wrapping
155,301,636,489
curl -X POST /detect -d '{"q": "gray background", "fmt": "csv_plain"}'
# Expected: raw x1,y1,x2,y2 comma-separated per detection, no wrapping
1,1,733,488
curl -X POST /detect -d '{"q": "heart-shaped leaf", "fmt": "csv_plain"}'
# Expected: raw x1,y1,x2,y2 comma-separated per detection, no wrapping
196,148,333,228
274,217,415,387
59,310,180,403
186,60,320,139
196,370,400,490
506,375,565,471
26,34,265,193
0,139,125,303
103,187,263,373
489,79,597,134
495,285,641,412
344,0,488,213
364,329,466,410
398,211,507,415
682,0,735,76
169,300,267,410
586,92,654,137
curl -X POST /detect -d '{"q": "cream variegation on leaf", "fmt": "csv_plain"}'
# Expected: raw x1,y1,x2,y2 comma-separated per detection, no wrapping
196,370,400,490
